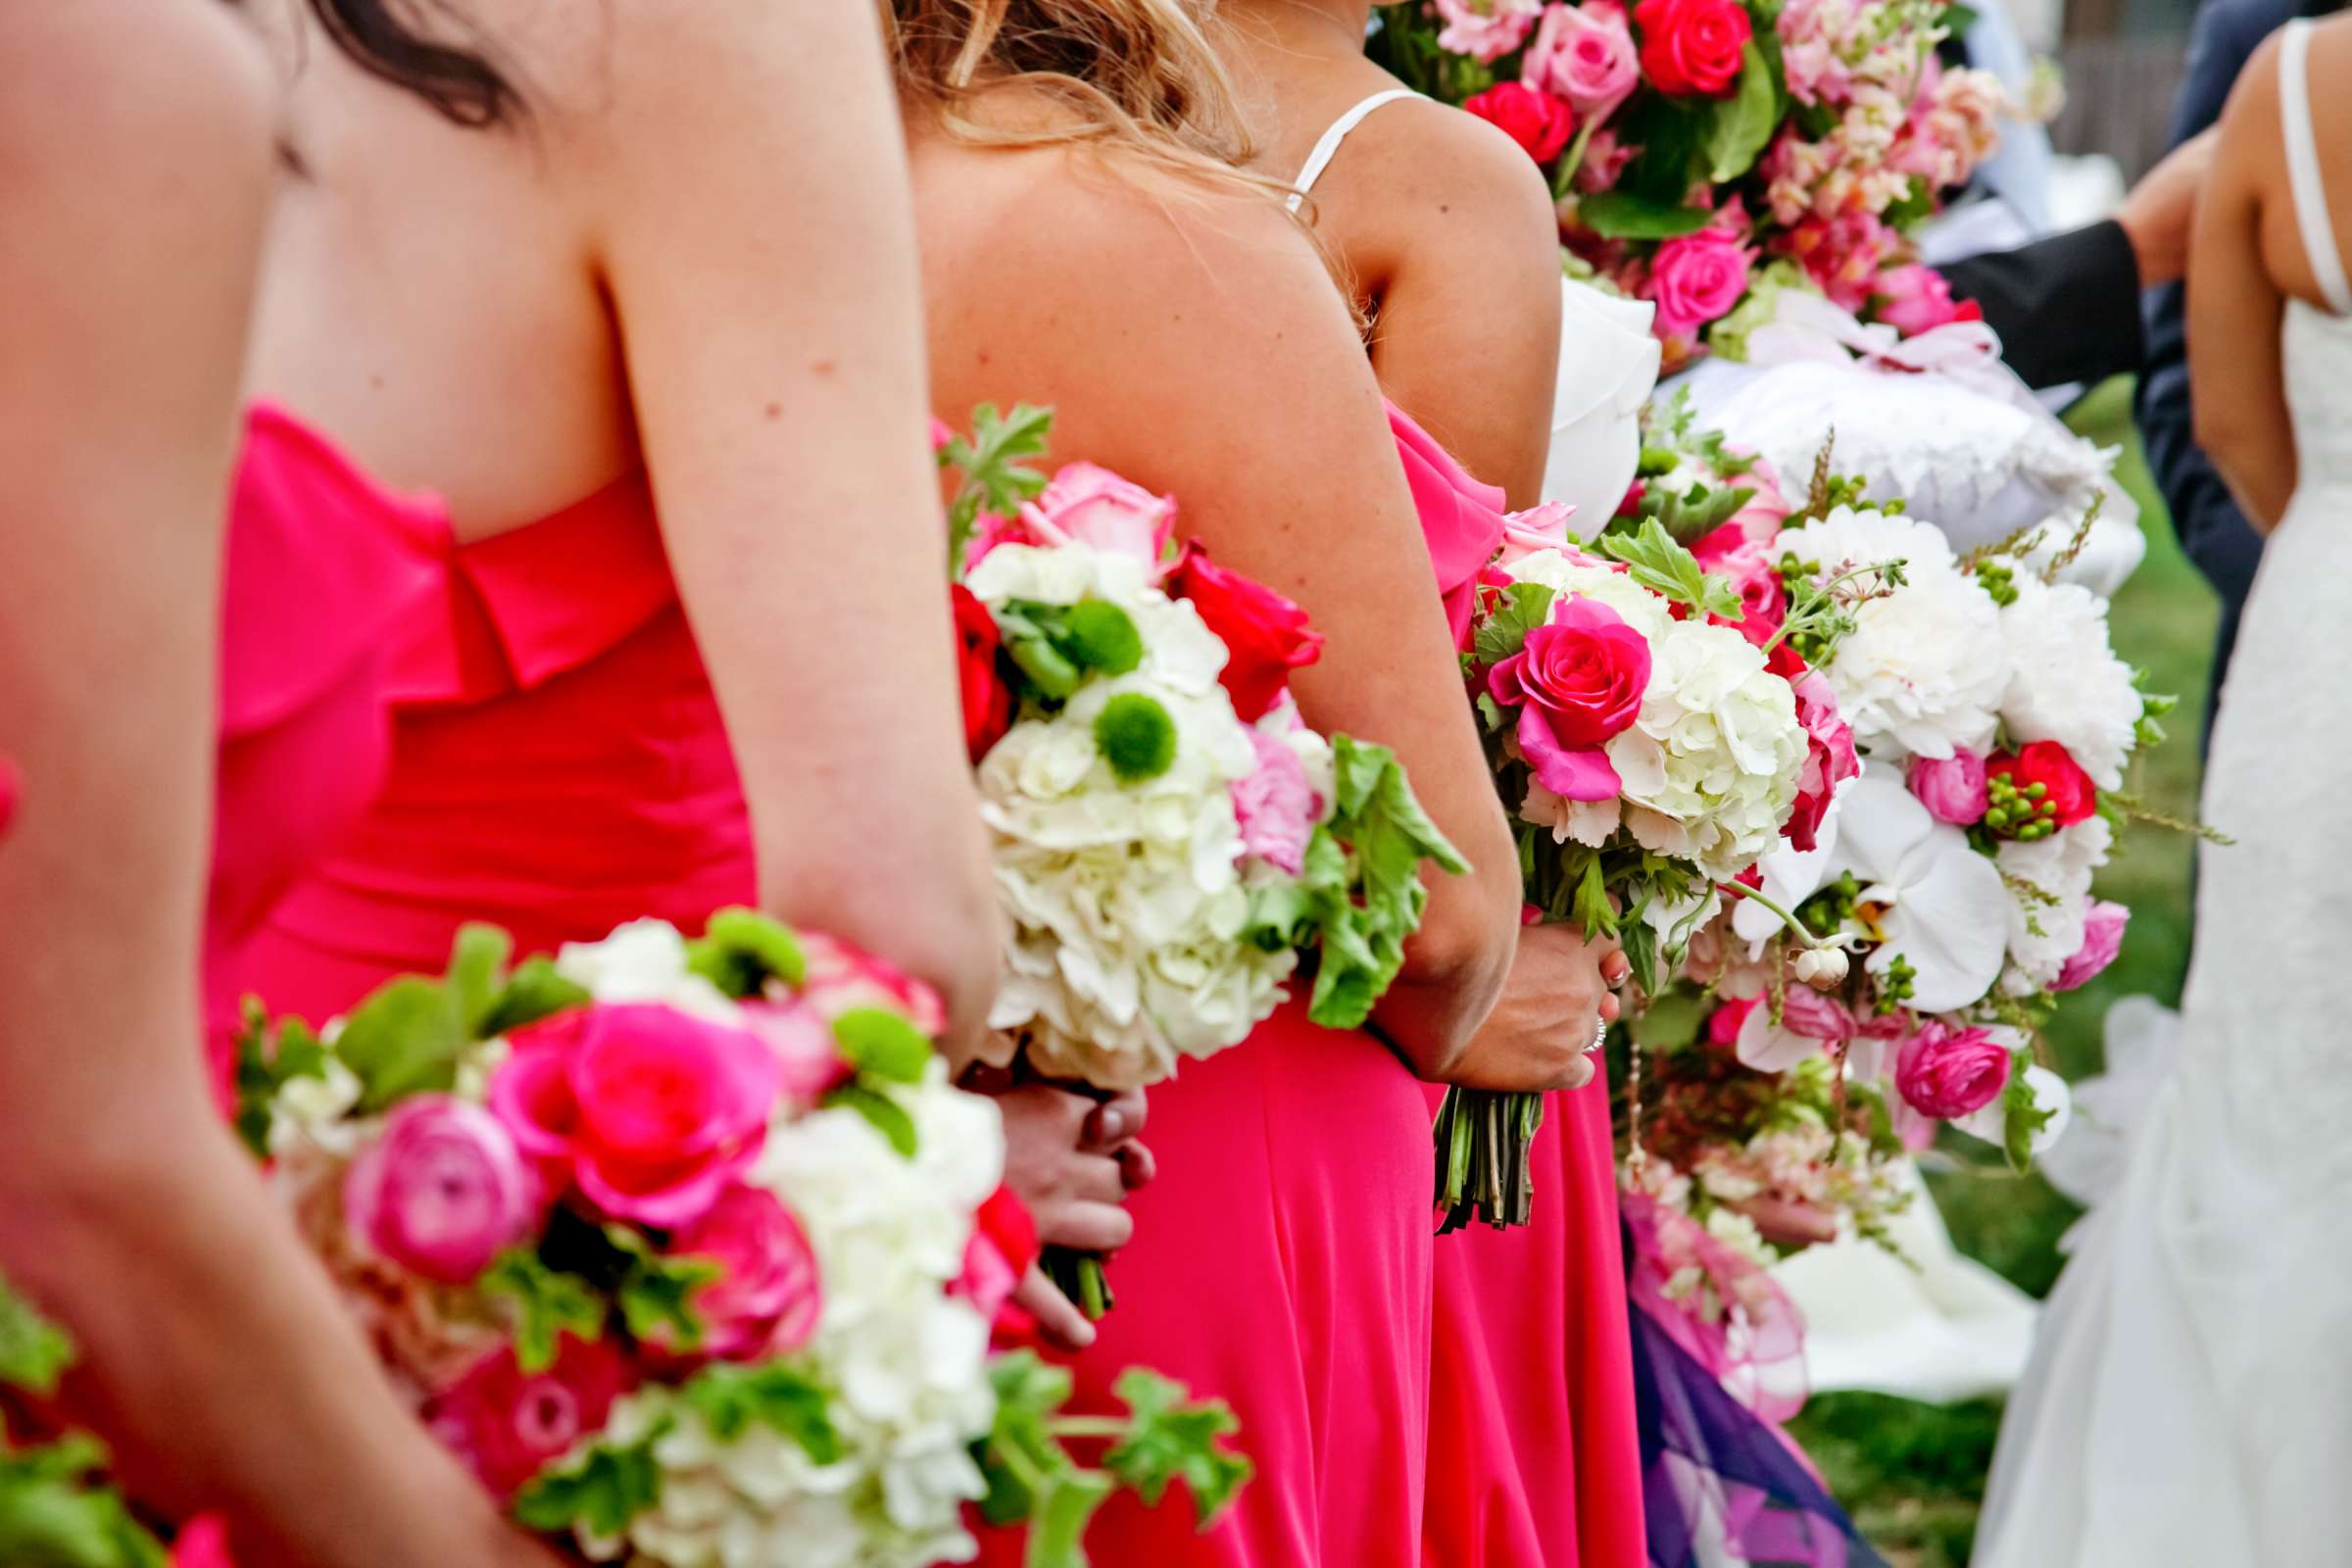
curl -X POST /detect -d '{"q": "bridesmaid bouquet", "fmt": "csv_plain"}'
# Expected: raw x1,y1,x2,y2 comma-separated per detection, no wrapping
937,407,1467,1309
234,912,1249,1568
1369,0,2045,364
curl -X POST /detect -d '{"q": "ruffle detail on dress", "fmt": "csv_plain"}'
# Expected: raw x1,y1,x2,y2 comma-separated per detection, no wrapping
1386,400,1506,647
387,469,675,707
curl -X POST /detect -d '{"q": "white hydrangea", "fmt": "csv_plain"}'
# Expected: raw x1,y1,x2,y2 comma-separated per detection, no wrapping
1995,572,2141,789
1779,506,2005,762
1995,814,2113,994
556,917,737,1020
1499,549,1677,640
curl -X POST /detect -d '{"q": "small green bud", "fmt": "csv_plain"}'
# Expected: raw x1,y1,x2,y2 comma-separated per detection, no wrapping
1063,599,1145,676
1095,692,1179,783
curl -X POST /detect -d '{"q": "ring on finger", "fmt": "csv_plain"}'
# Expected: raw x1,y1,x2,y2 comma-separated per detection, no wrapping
1586,1018,1608,1055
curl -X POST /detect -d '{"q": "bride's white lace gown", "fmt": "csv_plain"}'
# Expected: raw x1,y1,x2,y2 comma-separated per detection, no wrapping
1975,22,2352,1564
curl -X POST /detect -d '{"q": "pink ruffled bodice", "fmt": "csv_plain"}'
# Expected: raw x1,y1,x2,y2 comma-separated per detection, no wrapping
1386,401,1506,646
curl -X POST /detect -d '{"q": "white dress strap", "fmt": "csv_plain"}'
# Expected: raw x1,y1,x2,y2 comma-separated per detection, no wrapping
2280,20,2352,316
1286,88,1424,213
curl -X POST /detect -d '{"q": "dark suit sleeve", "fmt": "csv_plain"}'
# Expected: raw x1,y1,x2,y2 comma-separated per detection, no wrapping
2137,0,2286,635
1939,220,2145,390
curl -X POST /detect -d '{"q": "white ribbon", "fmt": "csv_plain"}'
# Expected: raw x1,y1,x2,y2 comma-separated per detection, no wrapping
1742,291,2030,413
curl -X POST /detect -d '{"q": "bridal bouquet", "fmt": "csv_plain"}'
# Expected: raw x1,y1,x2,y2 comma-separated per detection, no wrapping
1369,0,2040,363
234,913,1249,1568
937,407,1467,1306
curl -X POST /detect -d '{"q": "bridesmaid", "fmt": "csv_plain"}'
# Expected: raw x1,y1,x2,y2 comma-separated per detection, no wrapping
1215,10,1648,1566
0,5,559,1563
229,0,1129,1343
889,2,1525,1562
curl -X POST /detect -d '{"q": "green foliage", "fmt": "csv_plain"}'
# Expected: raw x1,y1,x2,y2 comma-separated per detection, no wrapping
0,1444,171,1568
687,906,808,1000
1470,581,1559,666
1092,693,1179,783
229,1002,329,1157
1102,1371,1252,1526
1601,517,1745,620
445,922,514,1035
477,955,591,1038
941,403,1054,567
513,1428,666,1541
829,1006,934,1085
2000,1049,2055,1174
1576,189,1713,240
0,1276,73,1398
822,1080,920,1158
1704,44,1780,181
613,1244,719,1353
681,1362,843,1463
482,1251,604,1373
994,599,1147,703
333,974,467,1114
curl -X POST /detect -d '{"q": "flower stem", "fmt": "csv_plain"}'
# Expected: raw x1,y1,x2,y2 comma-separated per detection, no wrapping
1553,119,1598,202
1713,878,1838,949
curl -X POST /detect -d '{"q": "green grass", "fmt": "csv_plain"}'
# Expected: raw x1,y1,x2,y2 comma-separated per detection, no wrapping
1784,377,2221,1565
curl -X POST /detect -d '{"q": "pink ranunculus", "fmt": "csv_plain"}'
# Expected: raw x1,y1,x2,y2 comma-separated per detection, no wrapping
1232,727,1322,876
490,1004,782,1230
738,998,857,1105
662,1184,823,1362
2054,900,2130,993
1910,750,1989,826
1894,1022,2012,1119
1436,0,1544,62
343,1096,536,1285
1644,226,1756,339
1523,1,1642,121
1017,462,1178,578
1873,263,1983,336
426,1334,635,1501
1167,541,1325,721
1489,596,1652,802
1785,671,1858,853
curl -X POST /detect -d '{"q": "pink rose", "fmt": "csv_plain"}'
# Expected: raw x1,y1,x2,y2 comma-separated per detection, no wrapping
1018,463,1177,577
490,1004,781,1229
343,1096,535,1285
1489,596,1652,802
426,1334,635,1500
1894,1022,2011,1119
1873,264,1984,336
1725,456,1790,539
954,1185,1041,1332
1523,2,1641,121
1785,671,1857,853
1910,750,1989,826
663,1184,822,1362
2054,900,2130,993
1435,0,1544,62
797,930,949,1038
1167,541,1325,721
1707,544,1787,651
1576,128,1639,192
738,999,857,1105
1498,500,1580,564
1464,80,1578,164
1706,995,1761,1047
1634,0,1752,96
1232,727,1322,876
1643,227,1755,339
1780,985,1857,1042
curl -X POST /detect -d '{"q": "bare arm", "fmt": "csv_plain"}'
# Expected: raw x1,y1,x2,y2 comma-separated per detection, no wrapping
1358,107,1565,508
2190,35,2296,533
0,9,554,1566
929,168,1521,1076
581,0,1001,1057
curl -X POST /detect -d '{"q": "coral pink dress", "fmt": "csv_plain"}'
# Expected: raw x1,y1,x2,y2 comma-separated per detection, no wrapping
968,405,1499,1568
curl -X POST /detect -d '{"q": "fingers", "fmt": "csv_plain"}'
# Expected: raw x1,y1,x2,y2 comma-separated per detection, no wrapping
1599,948,1632,989
1083,1088,1148,1151
1557,1052,1597,1093
1116,1139,1156,1192
1046,1200,1136,1254
1014,1265,1097,1351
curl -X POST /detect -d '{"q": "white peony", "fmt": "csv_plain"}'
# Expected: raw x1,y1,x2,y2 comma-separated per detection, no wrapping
1779,506,2006,763
1995,814,2113,994
1995,573,2141,789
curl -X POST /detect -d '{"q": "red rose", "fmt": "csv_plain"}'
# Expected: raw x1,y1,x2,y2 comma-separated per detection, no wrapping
1634,0,1751,96
1166,541,1326,721
425,1334,635,1500
1464,80,1578,164
952,582,1013,761
1987,740,2097,829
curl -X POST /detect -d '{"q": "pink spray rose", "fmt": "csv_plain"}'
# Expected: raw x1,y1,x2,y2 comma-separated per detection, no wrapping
426,1334,635,1500
1489,595,1652,801
1873,263,1984,336
1894,1022,2012,1119
1523,1,1642,121
1785,671,1858,853
342,1096,535,1285
662,1184,823,1362
2054,900,2130,993
490,1004,781,1230
1018,462,1177,576
1643,226,1756,339
1910,750,1989,825
1436,0,1544,62
1232,727,1322,876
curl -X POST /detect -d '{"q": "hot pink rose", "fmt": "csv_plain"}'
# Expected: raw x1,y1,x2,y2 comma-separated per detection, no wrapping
490,1004,781,1229
1465,80,1578,164
1167,541,1326,721
1644,226,1755,339
662,1184,822,1362
342,1096,535,1285
1706,995,1762,1047
1435,0,1544,62
2054,900,2130,993
1910,750,1989,825
954,1185,1041,1333
1523,1,1642,121
1232,727,1322,876
1785,671,1857,853
1489,596,1651,802
1634,0,1752,96
426,1334,635,1500
1894,1022,2011,1119
1018,463,1177,577
1706,544,1787,651
1873,263,1984,336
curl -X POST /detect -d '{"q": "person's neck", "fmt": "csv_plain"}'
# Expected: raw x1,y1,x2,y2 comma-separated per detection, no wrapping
1221,0,1377,66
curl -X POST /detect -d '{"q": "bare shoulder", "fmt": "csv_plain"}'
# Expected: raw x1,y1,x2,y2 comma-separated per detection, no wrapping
0,0,272,181
1325,95,1558,251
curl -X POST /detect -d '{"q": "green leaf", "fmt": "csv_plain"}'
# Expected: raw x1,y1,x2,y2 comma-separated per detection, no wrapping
477,956,591,1038
974,1351,1078,1529
685,906,808,1000
513,1428,665,1540
1470,581,1558,667
1026,1468,1116,1568
231,1004,330,1158
0,1463,172,1568
830,1006,934,1085
1601,517,1744,618
942,403,1055,568
0,1275,74,1396
444,923,514,1036
1103,1370,1253,1526
616,1250,719,1352
1703,45,1778,182
823,1080,920,1158
2002,1049,2056,1174
681,1362,843,1463
994,607,1086,702
325,975,466,1114
481,1251,604,1373
1577,190,1712,240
